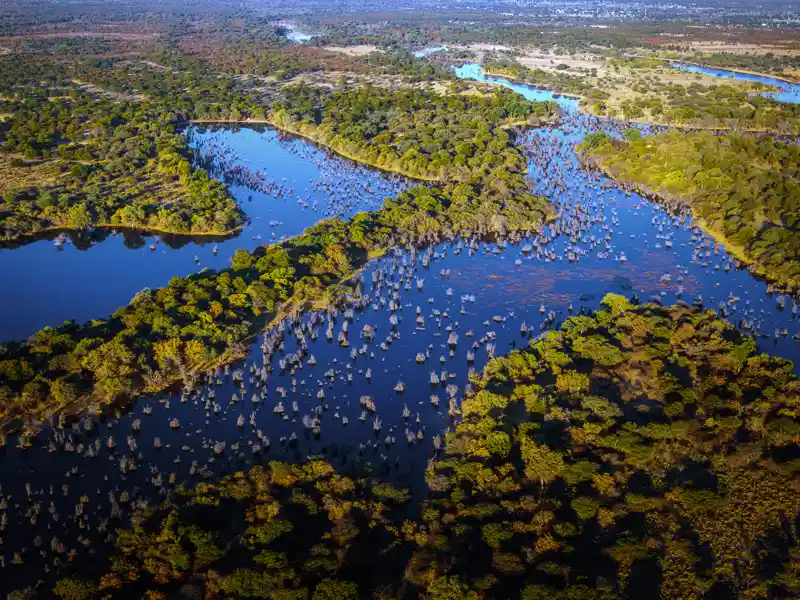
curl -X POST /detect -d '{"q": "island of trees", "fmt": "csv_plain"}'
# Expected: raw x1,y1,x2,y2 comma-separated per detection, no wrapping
270,84,559,182
0,57,246,241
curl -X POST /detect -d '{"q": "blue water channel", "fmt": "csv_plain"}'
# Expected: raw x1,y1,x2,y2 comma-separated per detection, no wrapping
454,63,582,111
671,61,800,104
0,127,407,340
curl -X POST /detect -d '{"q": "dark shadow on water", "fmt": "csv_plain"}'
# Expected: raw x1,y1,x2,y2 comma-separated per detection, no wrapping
628,557,662,600
0,226,240,252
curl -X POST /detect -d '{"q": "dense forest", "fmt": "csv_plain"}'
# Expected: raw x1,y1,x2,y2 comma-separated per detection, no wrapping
0,55,260,240
43,296,800,599
0,90,242,239
578,130,800,288
417,295,800,599
50,460,413,600
271,85,559,182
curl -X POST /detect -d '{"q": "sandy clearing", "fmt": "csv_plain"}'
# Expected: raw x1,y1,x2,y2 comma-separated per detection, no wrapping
71,79,145,101
323,45,379,57
286,70,473,97
517,50,602,75
465,43,512,52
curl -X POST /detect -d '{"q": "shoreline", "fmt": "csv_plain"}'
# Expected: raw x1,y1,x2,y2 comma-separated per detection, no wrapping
636,55,800,85
676,60,800,85
578,149,799,292
0,220,244,246
190,112,560,184
482,68,585,100
267,117,446,183
191,117,447,183
0,261,365,436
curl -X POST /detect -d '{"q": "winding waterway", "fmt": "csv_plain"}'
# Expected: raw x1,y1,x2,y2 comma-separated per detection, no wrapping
1,63,799,592
454,63,582,111
671,62,800,104
0,127,406,340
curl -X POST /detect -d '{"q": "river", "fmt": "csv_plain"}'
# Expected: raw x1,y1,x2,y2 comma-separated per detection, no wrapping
414,46,448,58
671,62,800,105
0,64,798,592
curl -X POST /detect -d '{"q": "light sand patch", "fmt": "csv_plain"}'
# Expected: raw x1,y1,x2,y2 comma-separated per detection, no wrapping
466,43,511,52
71,79,145,101
134,60,173,72
517,50,602,75
323,45,379,57
286,70,477,97
681,41,800,56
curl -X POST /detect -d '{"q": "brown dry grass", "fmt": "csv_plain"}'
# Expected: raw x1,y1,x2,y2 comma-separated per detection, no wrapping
517,49,603,76
682,42,800,56
0,155,62,195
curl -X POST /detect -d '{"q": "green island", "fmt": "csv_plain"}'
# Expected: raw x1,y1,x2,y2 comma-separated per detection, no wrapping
483,60,608,103
48,296,800,600
0,57,248,240
0,87,555,433
270,85,558,182
578,130,800,288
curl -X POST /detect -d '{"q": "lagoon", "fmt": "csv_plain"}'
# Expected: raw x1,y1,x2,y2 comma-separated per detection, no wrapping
0,126,405,340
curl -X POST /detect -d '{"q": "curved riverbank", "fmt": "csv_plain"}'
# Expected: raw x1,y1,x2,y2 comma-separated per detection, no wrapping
580,152,794,290
1,220,245,244
0,125,407,340
483,68,585,99
576,133,800,292
265,115,446,183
